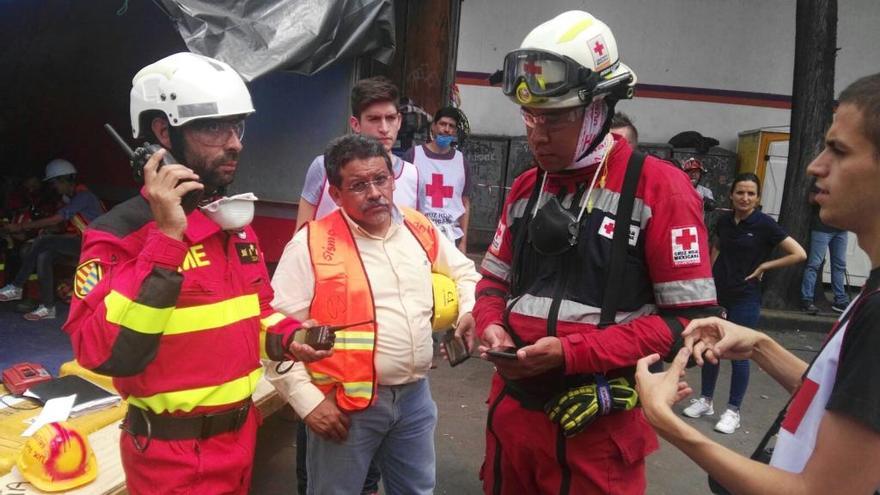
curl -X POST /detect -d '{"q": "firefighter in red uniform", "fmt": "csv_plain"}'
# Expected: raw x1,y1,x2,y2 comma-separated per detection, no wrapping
63,52,325,494
470,11,721,494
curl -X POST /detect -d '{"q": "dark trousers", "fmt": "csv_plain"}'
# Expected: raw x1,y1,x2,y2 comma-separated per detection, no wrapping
13,234,80,306
297,420,381,494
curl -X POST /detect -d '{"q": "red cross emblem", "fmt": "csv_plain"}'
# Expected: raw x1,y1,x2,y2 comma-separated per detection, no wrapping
674,228,697,250
523,60,543,75
593,41,605,56
425,173,453,207
603,221,615,235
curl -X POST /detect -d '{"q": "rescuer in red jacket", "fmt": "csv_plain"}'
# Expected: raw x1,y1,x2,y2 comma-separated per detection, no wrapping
63,52,327,495
469,11,721,494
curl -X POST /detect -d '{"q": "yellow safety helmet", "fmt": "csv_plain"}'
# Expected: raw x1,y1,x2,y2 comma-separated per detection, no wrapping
17,422,98,492
431,273,459,331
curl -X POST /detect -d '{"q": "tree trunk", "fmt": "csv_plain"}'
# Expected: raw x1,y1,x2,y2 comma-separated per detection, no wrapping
763,0,837,310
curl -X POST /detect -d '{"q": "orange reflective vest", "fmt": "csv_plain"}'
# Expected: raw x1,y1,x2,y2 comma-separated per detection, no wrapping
306,207,438,411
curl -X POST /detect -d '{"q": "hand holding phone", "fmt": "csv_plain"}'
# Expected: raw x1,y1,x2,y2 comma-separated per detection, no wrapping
442,329,470,367
486,347,519,360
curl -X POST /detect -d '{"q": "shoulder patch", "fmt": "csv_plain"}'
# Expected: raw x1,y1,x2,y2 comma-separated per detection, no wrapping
671,226,701,267
74,258,103,299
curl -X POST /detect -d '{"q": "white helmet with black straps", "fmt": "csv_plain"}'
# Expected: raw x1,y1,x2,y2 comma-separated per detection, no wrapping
502,10,637,109
130,52,255,139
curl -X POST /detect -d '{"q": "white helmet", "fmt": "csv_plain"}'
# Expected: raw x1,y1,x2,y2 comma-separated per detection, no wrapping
130,52,255,139
44,159,77,181
502,11,637,109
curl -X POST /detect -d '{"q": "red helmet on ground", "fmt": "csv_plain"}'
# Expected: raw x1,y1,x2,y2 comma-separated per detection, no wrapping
681,158,706,173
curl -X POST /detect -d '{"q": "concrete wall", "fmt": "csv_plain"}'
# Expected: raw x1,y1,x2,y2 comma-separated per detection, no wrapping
456,0,880,149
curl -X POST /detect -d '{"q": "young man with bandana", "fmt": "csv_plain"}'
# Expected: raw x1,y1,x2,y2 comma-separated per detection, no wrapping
403,106,472,252
469,11,720,494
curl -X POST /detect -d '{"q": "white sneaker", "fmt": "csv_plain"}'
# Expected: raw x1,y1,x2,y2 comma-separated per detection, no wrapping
0,284,23,301
714,409,741,434
682,397,714,418
24,304,56,321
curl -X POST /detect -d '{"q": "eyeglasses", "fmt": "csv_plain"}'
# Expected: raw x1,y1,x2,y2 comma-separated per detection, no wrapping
346,174,392,194
186,119,246,146
520,107,584,131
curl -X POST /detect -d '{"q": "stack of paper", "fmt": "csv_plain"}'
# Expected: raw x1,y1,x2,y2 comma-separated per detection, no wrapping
24,375,121,416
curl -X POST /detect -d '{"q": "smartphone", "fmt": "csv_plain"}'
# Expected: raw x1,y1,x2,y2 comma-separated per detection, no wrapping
486,347,519,360
442,329,470,367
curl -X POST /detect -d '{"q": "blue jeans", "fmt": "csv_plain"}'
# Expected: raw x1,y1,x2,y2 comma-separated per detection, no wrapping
800,229,850,306
700,299,760,409
13,234,81,306
296,421,380,494
306,378,437,495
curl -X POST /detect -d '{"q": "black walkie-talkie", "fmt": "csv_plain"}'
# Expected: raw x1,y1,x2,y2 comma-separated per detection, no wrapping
104,123,201,210
104,123,178,181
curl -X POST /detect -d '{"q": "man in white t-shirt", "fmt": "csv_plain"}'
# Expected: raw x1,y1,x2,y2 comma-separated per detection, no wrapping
403,106,471,252
296,77,419,229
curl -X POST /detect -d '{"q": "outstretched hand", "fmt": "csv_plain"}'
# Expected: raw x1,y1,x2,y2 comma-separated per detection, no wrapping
682,317,763,365
635,349,693,428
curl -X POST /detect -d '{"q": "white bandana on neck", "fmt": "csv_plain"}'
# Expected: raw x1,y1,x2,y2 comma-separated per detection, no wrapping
568,99,612,170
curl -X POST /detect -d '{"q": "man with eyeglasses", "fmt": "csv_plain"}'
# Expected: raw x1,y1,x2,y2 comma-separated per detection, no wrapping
269,134,479,494
295,77,420,230
63,52,321,494
469,11,720,494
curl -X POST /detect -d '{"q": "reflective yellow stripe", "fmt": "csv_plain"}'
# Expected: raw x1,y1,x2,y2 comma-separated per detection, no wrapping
260,312,286,331
127,367,263,414
164,294,260,335
333,330,374,351
259,330,268,360
28,274,38,281
557,17,594,43
341,381,373,399
308,370,335,385
105,290,172,335
105,290,260,335
70,214,88,234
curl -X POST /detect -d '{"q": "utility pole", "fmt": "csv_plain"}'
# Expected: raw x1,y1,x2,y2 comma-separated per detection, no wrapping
763,0,837,309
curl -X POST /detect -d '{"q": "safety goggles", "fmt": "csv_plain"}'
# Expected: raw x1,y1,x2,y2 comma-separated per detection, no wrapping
186,118,246,146
502,49,633,101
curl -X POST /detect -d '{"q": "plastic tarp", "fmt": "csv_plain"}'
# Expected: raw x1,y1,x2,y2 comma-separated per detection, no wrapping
156,0,395,81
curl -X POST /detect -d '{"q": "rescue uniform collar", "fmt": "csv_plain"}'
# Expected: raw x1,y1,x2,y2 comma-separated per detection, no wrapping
185,208,223,243
138,186,225,243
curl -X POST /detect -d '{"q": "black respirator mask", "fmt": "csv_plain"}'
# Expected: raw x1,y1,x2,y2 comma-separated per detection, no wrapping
528,192,583,256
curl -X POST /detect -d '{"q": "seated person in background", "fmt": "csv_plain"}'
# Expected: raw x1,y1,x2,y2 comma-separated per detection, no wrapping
0,159,103,320
1,174,60,279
